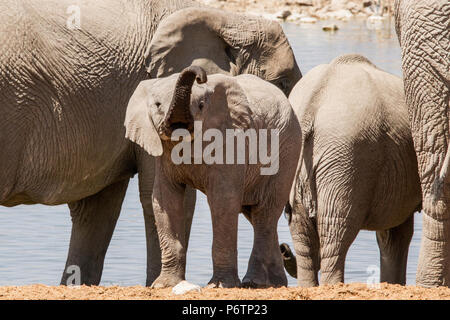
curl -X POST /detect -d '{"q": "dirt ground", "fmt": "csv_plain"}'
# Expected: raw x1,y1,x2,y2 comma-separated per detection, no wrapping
1,283,450,300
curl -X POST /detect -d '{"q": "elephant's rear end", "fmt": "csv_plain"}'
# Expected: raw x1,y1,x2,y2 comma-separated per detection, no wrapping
286,54,421,286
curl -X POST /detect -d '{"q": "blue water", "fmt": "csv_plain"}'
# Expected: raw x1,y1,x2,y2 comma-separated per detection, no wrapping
0,18,422,286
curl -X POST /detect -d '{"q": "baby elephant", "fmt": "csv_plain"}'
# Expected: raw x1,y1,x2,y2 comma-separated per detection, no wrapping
283,54,421,287
125,66,301,288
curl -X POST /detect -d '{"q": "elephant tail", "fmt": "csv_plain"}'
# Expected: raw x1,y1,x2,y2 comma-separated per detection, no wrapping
280,243,297,279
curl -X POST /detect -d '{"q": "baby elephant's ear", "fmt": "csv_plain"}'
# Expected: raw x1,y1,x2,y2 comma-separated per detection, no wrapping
125,82,163,157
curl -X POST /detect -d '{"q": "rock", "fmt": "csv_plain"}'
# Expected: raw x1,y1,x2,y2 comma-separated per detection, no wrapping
292,0,314,6
299,16,318,23
330,0,347,11
346,1,359,12
286,12,307,22
322,24,339,31
366,15,386,30
276,10,292,20
363,1,373,8
327,9,353,20
172,281,202,295
364,6,375,15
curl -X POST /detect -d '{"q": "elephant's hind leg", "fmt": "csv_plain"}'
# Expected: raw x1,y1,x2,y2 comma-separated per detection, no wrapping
376,214,414,285
318,215,360,285
61,179,129,286
289,209,320,287
242,204,288,288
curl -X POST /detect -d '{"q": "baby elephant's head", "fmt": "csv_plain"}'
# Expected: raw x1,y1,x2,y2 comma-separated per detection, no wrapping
124,66,212,157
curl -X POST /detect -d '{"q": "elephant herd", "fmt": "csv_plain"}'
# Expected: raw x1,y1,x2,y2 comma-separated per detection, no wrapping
0,0,448,289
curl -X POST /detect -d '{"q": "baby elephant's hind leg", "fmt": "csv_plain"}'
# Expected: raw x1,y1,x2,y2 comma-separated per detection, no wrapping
376,214,414,285
242,204,287,288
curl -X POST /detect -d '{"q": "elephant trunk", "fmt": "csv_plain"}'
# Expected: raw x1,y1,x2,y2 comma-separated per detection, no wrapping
163,66,208,137
280,243,297,278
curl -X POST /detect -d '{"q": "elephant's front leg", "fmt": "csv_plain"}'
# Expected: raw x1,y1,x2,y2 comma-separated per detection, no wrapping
138,151,196,286
151,171,188,288
206,186,242,288
61,179,129,285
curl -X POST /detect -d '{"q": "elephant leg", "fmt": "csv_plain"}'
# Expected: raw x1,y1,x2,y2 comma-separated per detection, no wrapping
61,179,129,285
318,216,360,285
376,214,414,285
138,151,196,286
288,208,320,287
242,204,287,288
206,192,241,288
151,170,188,288
183,186,196,252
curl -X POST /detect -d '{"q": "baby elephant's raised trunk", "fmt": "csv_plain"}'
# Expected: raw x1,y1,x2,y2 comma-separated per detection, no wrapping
163,66,208,137
280,243,297,278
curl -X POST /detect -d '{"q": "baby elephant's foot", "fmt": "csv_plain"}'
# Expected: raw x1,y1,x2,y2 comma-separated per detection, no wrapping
207,275,241,288
151,273,184,289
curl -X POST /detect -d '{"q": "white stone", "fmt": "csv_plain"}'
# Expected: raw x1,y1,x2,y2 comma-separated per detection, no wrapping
366,15,386,30
172,281,202,295
286,13,307,22
330,0,347,11
327,9,353,20
299,16,318,23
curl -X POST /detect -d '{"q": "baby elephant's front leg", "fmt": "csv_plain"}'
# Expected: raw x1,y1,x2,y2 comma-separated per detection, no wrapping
207,190,242,288
151,171,187,288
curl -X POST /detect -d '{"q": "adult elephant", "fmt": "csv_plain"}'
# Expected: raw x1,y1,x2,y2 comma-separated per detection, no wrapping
0,0,301,286
394,0,450,287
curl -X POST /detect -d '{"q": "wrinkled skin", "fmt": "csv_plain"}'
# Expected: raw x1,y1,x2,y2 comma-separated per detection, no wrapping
125,67,302,288
0,0,301,286
394,0,450,287
285,54,422,287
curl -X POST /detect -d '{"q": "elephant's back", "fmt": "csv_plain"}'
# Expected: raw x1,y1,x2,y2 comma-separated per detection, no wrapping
235,74,298,133
291,55,421,230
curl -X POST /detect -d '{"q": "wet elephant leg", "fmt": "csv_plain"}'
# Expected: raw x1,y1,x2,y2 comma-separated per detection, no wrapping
137,151,196,286
376,214,414,285
61,179,130,285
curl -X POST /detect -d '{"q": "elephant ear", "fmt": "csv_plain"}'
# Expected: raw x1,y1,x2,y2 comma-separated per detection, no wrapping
125,81,163,157
145,7,257,78
206,74,254,131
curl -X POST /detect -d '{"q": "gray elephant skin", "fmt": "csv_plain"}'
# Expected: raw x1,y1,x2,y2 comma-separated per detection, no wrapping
394,0,450,287
0,0,302,286
124,66,302,288
283,54,421,287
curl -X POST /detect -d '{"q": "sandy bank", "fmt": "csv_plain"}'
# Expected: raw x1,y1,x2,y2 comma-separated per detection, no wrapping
198,0,394,24
1,283,450,300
